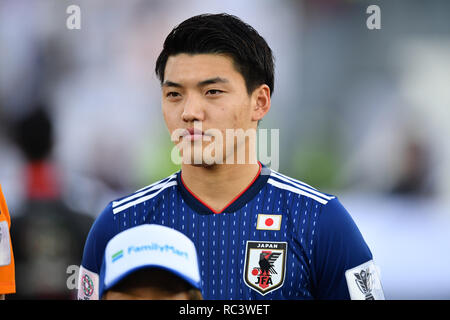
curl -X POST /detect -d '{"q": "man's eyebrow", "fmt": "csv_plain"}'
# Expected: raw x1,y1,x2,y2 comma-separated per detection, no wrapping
162,80,182,88
162,77,229,88
197,77,229,87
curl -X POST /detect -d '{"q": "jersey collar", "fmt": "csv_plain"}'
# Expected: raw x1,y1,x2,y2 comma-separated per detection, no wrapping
177,161,270,215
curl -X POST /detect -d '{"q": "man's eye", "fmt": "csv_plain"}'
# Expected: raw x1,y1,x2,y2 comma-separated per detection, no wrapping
206,89,223,95
166,92,181,98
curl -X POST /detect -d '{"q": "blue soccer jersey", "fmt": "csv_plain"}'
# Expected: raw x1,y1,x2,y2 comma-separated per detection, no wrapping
77,162,383,300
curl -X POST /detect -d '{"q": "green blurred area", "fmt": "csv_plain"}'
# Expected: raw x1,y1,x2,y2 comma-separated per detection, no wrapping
134,133,181,188
288,140,340,191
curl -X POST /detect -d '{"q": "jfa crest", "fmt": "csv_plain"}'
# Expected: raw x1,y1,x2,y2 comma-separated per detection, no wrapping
243,241,287,295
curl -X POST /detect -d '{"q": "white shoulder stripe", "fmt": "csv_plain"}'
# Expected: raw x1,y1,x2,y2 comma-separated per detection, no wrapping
270,170,317,191
112,174,177,208
269,171,334,201
113,180,178,214
135,173,178,193
267,178,332,205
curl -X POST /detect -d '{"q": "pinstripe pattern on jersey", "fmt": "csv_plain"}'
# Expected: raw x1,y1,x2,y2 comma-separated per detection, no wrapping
109,164,330,299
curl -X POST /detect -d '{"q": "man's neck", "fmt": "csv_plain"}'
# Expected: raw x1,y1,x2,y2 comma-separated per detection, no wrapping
180,162,261,213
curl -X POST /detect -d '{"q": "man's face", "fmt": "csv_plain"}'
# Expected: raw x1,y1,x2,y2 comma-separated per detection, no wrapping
161,53,263,166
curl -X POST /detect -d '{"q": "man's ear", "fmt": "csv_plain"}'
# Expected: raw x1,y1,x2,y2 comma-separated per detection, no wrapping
251,84,271,121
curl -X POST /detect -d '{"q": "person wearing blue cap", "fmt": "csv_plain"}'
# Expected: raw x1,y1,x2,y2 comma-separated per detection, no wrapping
96,224,202,300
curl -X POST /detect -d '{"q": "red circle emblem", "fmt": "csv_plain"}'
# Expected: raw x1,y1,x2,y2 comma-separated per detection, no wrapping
265,218,274,226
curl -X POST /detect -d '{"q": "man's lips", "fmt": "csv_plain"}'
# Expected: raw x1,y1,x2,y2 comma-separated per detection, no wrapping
185,128,204,136
181,128,205,141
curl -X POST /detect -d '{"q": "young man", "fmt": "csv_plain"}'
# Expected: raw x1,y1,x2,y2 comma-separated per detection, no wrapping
79,13,384,300
0,184,15,300
98,224,202,300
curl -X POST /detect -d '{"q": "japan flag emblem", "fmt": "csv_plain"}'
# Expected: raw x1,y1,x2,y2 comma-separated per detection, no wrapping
256,214,282,231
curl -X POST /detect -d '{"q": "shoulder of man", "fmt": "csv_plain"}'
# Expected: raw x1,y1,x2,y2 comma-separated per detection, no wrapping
78,201,116,300
311,197,384,300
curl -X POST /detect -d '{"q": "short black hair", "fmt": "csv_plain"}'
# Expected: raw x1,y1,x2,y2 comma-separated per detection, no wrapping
104,267,203,300
155,13,275,97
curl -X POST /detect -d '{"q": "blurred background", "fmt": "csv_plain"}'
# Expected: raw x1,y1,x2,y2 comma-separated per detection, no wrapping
0,0,449,299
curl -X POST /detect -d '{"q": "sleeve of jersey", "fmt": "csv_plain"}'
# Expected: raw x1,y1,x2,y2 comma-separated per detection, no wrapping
77,202,116,300
311,197,383,300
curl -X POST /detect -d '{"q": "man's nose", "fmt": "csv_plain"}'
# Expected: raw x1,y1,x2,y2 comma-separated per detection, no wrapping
181,94,205,122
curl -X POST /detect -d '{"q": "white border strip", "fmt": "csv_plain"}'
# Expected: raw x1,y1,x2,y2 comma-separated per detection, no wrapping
267,178,331,205
112,174,177,208
135,173,178,193
270,171,334,201
113,180,178,214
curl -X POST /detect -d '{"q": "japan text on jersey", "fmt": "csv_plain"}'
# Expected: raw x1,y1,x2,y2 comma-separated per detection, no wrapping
78,162,384,300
